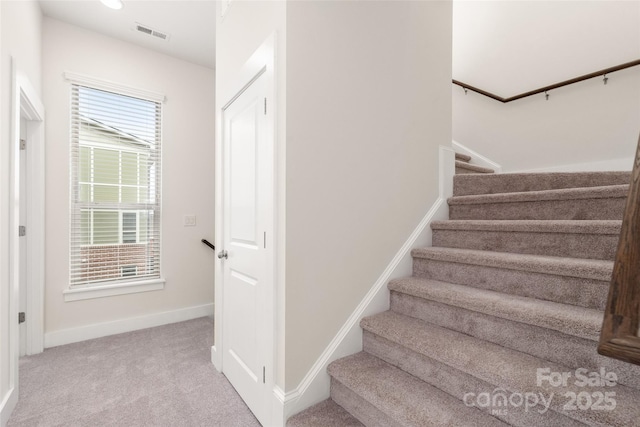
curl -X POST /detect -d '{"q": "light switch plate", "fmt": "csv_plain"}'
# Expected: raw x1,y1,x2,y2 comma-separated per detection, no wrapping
184,215,196,226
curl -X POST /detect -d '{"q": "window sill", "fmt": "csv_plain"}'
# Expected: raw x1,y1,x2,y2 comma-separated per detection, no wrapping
63,278,165,302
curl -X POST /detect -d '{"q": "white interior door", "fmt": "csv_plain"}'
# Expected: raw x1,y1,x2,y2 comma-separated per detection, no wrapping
221,70,272,425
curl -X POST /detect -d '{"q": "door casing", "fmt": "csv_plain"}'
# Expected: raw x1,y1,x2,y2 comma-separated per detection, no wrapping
8,61,46,402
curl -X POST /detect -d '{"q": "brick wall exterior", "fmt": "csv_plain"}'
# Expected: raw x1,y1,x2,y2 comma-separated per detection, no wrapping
77,242,159,284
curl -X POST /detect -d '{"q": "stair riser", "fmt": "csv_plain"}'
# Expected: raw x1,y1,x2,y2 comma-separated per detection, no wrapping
286,400,363,427
455,153,472,163
455,161,495,174
456,167,479,174
412,258,609,310
456,167,493,175
432,229,618,261
330,379,401,427
390,291,640,390
363,331,585,427
449,197,626,221
453,172,631,197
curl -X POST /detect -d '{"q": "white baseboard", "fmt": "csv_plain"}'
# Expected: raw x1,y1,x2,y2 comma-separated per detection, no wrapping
0,387,17,427
44,303,214,348
452,140,502,173
281,146,456,422
272,386,289,427
514,156,634,173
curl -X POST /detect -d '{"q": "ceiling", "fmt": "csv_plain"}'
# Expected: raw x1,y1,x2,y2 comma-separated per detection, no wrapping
40,1,639,90
39,0,216,69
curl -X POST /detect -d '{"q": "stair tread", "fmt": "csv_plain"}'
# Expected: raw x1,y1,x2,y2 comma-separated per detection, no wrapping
456,160,495,174
287,399,364,427
389,276,602,341
449,184,628,205
361,311,640,427
328,352,507,427
411,247,613,281
453,171,631,196
456,152,472,162
431,219,621,234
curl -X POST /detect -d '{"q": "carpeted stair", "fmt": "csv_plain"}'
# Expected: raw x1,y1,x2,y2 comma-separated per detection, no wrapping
288,156,640,427
455,152,495,174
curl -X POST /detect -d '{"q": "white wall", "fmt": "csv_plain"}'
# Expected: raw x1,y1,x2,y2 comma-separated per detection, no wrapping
453,1,640,172
0,1,42,422
284,0,452,390
453,66,640,172
42,18,215,343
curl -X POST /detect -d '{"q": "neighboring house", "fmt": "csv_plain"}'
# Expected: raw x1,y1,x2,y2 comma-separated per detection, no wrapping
73,117,158,285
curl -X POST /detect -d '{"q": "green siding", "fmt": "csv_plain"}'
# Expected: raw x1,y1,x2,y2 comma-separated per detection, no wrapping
93,211,119,244
93,148,119,184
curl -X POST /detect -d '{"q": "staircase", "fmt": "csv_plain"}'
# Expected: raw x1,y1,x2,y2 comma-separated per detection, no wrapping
287,154,640,427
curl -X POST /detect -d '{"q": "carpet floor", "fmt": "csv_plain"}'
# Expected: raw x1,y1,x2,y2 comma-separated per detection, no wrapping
7,317,260,427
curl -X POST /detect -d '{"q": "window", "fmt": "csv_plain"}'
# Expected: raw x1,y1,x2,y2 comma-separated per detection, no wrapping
69,83,162,287
122,212,137,244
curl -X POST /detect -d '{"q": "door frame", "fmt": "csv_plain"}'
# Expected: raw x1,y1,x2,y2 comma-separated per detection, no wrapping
9,61,46,388
212,35,278,424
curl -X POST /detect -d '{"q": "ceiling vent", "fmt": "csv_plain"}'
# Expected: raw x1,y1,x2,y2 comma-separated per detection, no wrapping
134,23,170,42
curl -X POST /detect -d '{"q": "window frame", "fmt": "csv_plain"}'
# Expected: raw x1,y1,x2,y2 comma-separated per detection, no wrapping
64,73,165,301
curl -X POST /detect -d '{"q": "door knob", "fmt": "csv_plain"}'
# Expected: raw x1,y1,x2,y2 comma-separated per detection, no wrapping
217,250,228,259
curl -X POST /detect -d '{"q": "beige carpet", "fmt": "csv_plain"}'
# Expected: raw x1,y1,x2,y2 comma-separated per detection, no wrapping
8,317,260,427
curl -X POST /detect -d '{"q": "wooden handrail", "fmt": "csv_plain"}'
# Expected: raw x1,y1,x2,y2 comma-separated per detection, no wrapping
598,133,640,365
454,59,640,103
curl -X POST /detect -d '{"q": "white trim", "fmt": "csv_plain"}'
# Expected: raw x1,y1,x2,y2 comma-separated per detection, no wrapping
9,65,46,416
271,386,291,427
282,146,456,421
274,384,301,407
220,0,235,19
16,70,46,358
452,139,502,173
63,278,166,302
0,387,18,427
63,71,166,103
44,303,213,348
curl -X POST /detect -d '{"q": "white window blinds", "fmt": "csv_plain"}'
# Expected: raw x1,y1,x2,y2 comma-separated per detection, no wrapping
69,84,162,287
